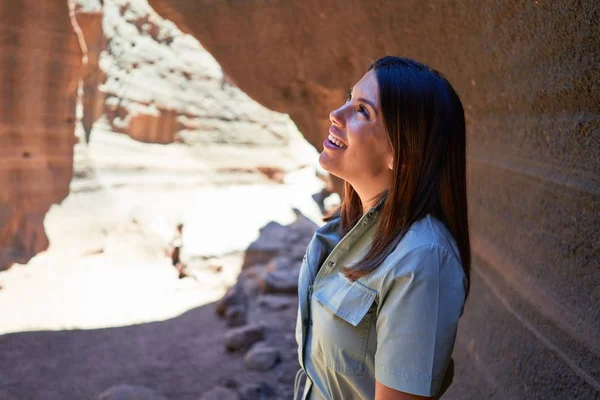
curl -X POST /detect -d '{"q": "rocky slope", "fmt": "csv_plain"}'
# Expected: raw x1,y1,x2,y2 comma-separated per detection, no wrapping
0,199,320,399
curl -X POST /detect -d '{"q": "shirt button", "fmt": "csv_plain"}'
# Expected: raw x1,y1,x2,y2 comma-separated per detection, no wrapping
310,320,313,326
328,260,336,267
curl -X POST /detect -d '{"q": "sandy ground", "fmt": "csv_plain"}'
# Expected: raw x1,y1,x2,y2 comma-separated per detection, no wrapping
0,128,328,399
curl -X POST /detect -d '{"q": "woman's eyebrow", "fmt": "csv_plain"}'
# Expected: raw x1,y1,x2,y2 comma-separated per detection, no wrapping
357,97,378,116
349,86,379,116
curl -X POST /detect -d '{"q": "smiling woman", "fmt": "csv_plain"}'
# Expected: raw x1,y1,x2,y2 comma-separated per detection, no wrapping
294,56,470,400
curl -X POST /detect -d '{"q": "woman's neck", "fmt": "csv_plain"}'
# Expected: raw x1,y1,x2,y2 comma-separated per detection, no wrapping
352,183,390,214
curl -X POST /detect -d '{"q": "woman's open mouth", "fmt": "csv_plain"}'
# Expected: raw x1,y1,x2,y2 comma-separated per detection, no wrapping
324,133,347,149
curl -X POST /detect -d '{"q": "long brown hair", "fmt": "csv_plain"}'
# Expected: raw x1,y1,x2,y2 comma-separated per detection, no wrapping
324,56,471,299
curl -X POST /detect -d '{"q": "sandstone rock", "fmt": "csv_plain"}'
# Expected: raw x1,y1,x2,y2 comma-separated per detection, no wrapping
236,266,263,299
258,295,294,311
241,217,317,270
96,384,167,400
224,324,265,352
215,285,247,317
243,343,280,371
264,256,293,272
241,222,287,269
286,217,318,261
82,0,300,149
259,268,300,295
0,0,83,270
145,3,600,397
225,305,247,328
72,0,106,141
200,386,240,400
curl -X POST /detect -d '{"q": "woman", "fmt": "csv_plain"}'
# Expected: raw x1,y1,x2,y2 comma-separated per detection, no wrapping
294,56,470,400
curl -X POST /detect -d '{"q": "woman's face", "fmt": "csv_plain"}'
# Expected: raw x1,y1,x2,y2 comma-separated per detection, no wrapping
319,70,394,186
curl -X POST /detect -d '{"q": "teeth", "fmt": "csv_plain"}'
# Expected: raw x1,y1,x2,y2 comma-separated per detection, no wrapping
328,134,347,148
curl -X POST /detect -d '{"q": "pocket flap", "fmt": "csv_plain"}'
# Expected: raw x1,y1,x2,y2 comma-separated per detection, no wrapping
314,274,377,327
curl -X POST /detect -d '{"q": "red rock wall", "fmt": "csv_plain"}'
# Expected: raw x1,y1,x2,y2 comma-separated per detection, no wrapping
148,1,600,398
0,0,309,269
72,0,105,142
0,1,83,269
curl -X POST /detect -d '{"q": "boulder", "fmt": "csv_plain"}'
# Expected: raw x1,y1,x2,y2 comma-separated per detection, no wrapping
243,343,280,371
259,268,300,295
241,222,287,269
216,285,247,317
224,324,266,352
225,305,247,328
258,295,294,311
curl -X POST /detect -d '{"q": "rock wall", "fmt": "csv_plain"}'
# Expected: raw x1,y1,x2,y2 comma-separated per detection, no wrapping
147,1,600,398
0,1,83,269
0,0,316,270
72,0,105,142
76,0,296,147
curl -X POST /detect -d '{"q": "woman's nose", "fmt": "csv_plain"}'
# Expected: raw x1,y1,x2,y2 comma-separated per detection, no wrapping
329,105,344,127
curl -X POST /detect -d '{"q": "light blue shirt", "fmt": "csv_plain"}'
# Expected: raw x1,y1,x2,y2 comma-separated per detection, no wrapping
295,199,467,399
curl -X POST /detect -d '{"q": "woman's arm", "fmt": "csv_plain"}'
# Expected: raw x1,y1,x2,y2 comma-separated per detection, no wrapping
373,244,465,399
375,381,432,400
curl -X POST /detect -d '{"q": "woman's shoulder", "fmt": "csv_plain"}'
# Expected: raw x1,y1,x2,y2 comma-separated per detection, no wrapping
370,214,464,284
399,214,461,263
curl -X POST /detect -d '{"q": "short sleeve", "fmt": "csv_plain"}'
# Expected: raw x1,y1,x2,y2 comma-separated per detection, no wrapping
374,243,466,397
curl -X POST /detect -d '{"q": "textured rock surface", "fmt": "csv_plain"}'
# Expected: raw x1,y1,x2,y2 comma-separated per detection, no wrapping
243,342,280,371
75,0,297,149
225,305,247,328
0,0,320,270
72,0,105,142
223,324,266,352
257,295,294,311
0,1,83,269
148,1,600,398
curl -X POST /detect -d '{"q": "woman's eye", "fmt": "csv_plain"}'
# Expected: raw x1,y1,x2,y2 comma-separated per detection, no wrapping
358,105,369,118
345,90,368,118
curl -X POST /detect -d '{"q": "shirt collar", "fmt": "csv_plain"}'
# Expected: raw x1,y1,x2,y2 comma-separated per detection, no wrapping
318,192,388,234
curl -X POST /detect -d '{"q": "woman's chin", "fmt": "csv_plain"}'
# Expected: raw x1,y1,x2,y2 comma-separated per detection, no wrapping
318,154,345,179
318,152,333,172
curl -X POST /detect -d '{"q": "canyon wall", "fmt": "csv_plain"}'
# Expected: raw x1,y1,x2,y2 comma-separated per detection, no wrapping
147,1,600,398
0,0,597,397
0,0,312,270
0,1,82,268
75,0,296,147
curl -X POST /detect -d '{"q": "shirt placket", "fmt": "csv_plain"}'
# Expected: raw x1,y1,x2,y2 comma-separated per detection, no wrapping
301,207,381,360
298,200,384,400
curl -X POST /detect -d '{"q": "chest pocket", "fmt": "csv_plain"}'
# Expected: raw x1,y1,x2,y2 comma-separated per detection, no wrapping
312,272,377,376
